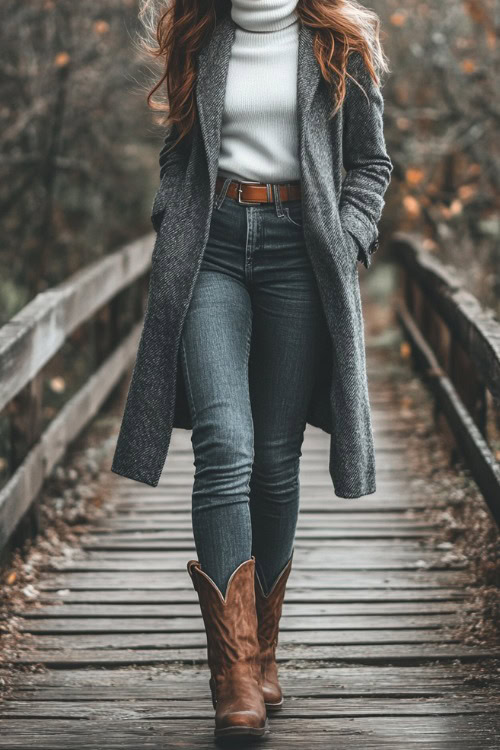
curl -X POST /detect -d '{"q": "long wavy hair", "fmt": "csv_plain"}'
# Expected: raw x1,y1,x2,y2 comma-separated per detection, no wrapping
138,0,389,154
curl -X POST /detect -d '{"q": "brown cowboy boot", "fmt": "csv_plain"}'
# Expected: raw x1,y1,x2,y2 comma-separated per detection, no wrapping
187,557,268,739
254,554,293,711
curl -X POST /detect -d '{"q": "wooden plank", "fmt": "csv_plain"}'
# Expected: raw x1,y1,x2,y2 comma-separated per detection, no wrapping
85,520,440,531
89,511,436,523
2,697,499,720
87,494,438,510
35,570,473,590
80,540,440,554
44,556,467,573
0,716,498,749
78,530,439,545
11,627,465,651
81,536,444,562
33,588,467,604
99,507,434,516
110,498,448,511
12,601,466,618
7,664,488,693
6,644,499,668
16,614,459,634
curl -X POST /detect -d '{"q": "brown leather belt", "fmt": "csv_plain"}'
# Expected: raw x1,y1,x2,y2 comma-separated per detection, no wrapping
215,174,302,204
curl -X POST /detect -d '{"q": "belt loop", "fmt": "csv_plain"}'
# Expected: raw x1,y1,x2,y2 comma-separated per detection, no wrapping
273,183,284,217
214,176,232,210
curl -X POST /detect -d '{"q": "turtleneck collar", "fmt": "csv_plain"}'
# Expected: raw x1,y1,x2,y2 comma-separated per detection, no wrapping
230,0,300,33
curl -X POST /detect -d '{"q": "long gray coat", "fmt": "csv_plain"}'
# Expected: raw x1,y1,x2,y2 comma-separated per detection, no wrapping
111,15,393,498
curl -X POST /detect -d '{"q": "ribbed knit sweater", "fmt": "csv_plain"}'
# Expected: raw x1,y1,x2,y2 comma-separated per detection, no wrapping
217,0,301,183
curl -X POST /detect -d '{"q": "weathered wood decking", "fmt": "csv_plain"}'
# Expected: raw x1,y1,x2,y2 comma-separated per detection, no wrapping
1,301,499,748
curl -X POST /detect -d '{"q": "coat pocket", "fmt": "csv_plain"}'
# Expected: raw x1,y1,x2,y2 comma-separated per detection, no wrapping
151,157,188,233
339,204,378,270
341,227,362,268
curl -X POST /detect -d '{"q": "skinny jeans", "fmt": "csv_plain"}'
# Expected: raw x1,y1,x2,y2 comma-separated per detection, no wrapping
180,177,330,596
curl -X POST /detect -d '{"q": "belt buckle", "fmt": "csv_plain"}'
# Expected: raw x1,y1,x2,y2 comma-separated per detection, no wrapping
237,181,263,205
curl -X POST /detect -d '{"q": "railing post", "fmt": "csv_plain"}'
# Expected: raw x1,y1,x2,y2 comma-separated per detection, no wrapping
449,337,487,439
9,371,44,471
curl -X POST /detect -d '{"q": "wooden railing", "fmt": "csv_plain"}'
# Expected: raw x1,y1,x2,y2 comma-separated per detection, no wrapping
1,229,499,558
392,231,500,526
0,233,156,556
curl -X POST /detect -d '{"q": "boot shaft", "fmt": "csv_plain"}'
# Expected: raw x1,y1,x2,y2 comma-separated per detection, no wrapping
187,557,261,677
255,555,293,651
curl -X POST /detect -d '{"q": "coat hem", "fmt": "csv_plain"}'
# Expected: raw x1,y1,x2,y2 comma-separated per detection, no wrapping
110,464,160,488
332,484,377,499
110,463,376,499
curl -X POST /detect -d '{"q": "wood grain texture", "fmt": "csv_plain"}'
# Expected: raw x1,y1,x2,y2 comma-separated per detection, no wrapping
1,334,499,749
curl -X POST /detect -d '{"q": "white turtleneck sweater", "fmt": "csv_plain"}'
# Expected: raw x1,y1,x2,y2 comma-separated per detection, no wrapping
217,0,301,183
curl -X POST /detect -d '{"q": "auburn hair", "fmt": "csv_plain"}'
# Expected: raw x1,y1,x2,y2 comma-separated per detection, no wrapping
138,0,389,154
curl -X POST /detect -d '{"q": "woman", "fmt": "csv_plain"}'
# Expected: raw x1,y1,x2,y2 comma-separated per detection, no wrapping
112,0,393,739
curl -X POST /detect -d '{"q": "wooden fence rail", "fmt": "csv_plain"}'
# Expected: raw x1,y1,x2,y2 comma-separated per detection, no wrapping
1,230,499,559
0,233,156,555
392,231,500,526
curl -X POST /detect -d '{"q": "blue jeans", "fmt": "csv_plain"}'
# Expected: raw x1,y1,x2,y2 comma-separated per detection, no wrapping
180,177,330,596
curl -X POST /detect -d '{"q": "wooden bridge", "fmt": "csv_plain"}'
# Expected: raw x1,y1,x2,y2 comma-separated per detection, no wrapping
1,232,499,748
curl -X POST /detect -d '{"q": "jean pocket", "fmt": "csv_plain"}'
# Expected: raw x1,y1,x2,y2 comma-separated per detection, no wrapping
282,204,304,229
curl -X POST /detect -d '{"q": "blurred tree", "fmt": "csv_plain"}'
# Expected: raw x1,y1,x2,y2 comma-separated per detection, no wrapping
0,0,164,321
1,0,498,318
376,0,499,312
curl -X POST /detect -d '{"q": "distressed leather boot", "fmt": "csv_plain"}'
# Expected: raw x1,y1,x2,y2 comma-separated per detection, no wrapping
187,557,268,739
254,554,293,711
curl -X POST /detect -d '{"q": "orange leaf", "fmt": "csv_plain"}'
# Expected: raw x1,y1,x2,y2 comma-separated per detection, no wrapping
403,195,421,219
464,0,490,25
458,184,476,200
94,20,110,34
400,341,411,360
54,52,70,68
461,59,476,74
406,168,425,186
390,13,406,26
468,163,481,177
486,30,496,50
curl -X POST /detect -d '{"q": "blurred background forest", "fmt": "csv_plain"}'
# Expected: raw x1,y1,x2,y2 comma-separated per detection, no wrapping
0,0,499,322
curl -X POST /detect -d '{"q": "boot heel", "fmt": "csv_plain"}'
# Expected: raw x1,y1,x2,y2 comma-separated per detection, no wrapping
264,696,284,711
214,718,269,739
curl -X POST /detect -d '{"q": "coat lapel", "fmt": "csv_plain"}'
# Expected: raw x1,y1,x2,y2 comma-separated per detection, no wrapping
195,15,322,183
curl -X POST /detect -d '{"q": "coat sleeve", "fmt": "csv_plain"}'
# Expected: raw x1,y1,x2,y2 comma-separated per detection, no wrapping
339,52,393,269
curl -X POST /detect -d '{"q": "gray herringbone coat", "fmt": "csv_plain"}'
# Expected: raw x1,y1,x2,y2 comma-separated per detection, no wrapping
111,15,393,498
